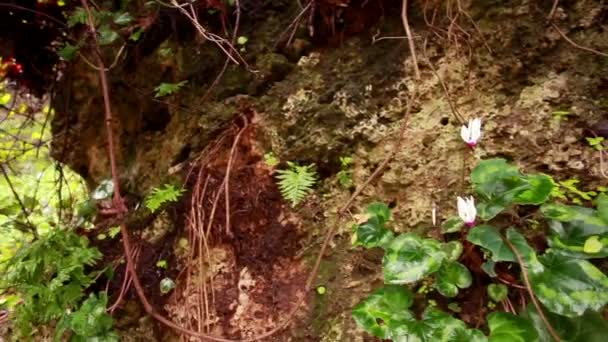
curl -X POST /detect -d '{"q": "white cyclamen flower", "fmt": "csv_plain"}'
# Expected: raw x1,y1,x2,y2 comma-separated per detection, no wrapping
460,118,482,147
457,196,477,227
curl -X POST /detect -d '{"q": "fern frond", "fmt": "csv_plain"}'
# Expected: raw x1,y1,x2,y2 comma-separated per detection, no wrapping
275,162,317,207
144,184,185,213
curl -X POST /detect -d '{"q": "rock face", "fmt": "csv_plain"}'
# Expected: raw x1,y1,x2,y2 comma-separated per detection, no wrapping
50,0,608,340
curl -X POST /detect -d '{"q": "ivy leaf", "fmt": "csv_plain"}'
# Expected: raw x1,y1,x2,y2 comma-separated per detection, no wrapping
434,261,472,298
525,304,608,342
383,234,446,284
487,284,508,302
98,26,119,45
352,215,394,249
482,260,498,277
57,44,80,61
392,307,487,342
543,204,608,258
366,202,391,224
514,174,553,205
113,12,133,25
467,225,516,263
442,216,464,234
67,8,87,27
352,285,414,339
596,193,608,224
529,251,608,317
154,81,188,98
442,240,463,261
487,312,538,342
471,158,521,198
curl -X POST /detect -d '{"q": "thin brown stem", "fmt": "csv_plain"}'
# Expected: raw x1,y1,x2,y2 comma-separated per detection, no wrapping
504,236,561,342
402,0,421,80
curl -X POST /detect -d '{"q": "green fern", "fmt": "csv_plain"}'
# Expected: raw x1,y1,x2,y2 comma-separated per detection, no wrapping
144,184,185,213
275,162,317,207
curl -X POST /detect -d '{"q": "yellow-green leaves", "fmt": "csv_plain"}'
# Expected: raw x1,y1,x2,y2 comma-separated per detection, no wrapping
434,261,472,298
154,81,188,98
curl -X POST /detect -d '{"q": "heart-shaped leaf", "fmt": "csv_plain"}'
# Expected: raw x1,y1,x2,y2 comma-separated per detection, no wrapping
392,307,487,342
525,304,608,342
434,261,472,298
352,202,394,249
352,285,413,339
383,234,446,284
467,225,515,263
487,312,538,342
514,174,553,205
442,216,465,234
529,251,608,317
487,284,508,302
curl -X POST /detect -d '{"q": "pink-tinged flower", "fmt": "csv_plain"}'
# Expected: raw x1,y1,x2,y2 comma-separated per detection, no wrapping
457,196,477,227
460,118,482,147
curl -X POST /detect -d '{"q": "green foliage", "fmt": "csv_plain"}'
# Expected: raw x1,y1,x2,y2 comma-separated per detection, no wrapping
586,137,605,151
551,110,572,121
434,261,472,298
541,201,608,258
552,178,598,204
487,284,508,303
487,312,538,342
154,81,188,98
525,304,608,342
160,277,176,294
351,202,394,248
275,162,317,207
354,157,608,341
529,251,608,317
55,293,118,341
263,151,279,167
2,229,103,337
336,156,354,189
353,286,485,341
144,184,185,213
441,216,465,234
471,158,553,220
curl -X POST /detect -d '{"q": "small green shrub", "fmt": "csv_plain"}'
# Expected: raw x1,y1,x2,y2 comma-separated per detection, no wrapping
1,229,105,338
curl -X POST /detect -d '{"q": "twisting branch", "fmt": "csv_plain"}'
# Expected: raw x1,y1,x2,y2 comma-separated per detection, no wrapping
503,236,561,342
402,0,421,80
